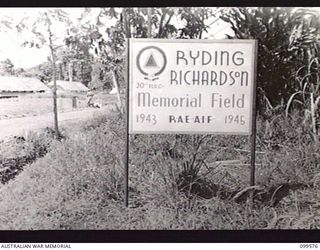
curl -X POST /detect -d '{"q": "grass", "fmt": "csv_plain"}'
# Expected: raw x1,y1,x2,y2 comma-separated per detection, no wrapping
0,93,118,120
0,96,84,120
0,110,319,229
0,129,55,184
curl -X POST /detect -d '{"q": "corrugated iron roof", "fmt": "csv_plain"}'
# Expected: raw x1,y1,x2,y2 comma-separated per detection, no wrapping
48,80,89,92
0,76,51,92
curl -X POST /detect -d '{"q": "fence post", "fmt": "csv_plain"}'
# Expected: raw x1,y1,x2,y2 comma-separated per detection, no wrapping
72,96,77,109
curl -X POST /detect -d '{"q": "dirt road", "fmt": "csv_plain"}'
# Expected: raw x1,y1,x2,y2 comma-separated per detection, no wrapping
0,107,110,140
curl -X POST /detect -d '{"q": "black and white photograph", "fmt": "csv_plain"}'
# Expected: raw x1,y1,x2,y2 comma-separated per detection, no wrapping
0,6,319,235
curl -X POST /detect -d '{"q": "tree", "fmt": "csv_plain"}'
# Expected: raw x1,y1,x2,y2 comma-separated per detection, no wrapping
0,15,13,32
0,58,15,76
61,25,94,85
19,61,53,82
88,60,113,91
16,9,72,138
55,46,93,86
73,7,217,112
14,67,25,77
178,7,214,39
285,8,320,143
220,7,300,113
220,7,320,141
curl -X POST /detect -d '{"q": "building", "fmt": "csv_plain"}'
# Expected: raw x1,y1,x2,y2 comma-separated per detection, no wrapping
0,76,51,97
48,80,89,93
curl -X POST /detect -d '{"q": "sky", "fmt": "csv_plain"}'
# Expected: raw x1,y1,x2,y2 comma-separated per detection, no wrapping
0,8,86,68
0,8,232,69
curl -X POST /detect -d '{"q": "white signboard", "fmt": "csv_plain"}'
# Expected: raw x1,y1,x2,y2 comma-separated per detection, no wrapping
128,39,257,135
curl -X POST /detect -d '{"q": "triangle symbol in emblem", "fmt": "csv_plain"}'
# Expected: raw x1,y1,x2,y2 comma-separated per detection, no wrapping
144,53,158,68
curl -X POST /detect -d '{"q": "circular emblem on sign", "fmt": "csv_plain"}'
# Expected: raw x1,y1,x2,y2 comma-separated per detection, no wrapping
136,46,167,80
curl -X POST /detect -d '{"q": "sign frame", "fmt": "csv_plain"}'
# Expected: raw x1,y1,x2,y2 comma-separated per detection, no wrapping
128,38,257,136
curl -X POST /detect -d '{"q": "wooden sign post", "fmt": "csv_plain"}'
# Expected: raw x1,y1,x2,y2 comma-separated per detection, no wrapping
124,39,130,207
125,39,258,207
250,42,258,187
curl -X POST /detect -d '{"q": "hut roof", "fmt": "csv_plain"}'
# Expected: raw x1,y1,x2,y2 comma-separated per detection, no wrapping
48,80,89,92
0,76,51,92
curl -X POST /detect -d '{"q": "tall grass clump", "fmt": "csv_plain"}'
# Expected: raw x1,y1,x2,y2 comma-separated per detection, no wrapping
0,108,319,229
0,112,125,229
0,129,57,184
255,112,320,187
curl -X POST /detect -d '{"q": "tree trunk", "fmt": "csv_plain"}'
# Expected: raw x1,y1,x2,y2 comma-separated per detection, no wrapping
59,63,63,80
157,8,166,38
111,70,123,114
46,14,60,138
147,8,152,38
68,62,73,82
122,8,131,38
51,56,59,138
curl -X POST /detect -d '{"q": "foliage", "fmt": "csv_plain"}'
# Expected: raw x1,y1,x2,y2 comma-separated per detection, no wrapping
19,61,53,83
17,9,71,50
220,7,304,113
74,7,217,91
1,7,320,230
220,7,320,139
0,129,54,161
0,58,15,76
15,9,73,138
178,7,213,39
0,113,319,229
255,113,320,188
0,113,124,229
0,15,13,31
61,25,95,85
285,8,320,142
87,60,113,91
0,130,55,184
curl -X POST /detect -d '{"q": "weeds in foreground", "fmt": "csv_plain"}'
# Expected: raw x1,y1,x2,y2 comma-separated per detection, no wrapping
0,112,319,229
